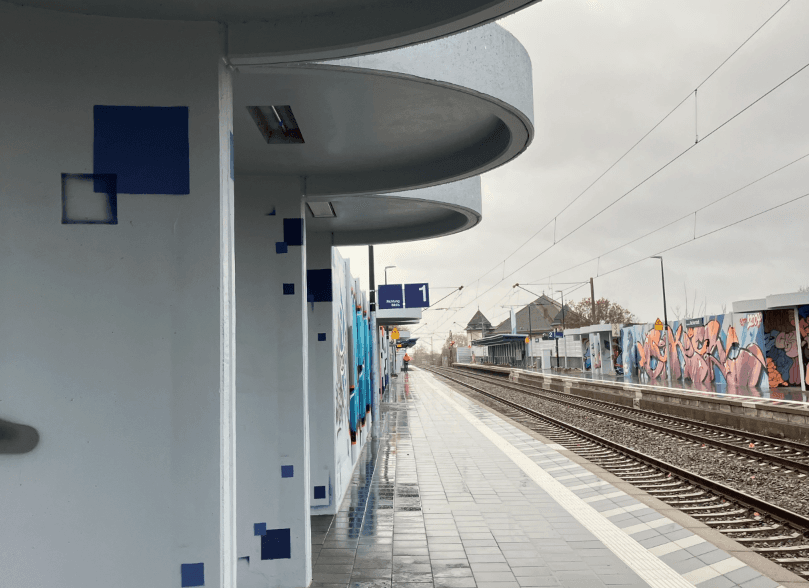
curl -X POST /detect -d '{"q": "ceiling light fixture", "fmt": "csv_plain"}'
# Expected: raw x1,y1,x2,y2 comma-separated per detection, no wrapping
307,201,336,218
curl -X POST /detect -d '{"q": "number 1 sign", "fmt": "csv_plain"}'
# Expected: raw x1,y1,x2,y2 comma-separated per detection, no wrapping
404,283,429,308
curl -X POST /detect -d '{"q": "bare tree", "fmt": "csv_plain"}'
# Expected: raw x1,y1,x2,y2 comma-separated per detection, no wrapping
565,297,636,328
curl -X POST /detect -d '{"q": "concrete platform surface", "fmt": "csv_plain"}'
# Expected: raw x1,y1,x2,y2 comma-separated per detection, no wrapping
309,369,799,588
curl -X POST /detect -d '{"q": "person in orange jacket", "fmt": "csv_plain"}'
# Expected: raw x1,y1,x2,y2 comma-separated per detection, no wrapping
403,353,411,372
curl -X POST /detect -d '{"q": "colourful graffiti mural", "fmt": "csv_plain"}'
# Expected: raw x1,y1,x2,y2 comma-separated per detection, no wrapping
582,336,591,370
764,306,809,388
333,252,349,431
622,313,768,390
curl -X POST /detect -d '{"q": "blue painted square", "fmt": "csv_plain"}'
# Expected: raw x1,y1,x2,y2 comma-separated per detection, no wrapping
306,268,333,302
281,465,294,478
283,283,295,295
180,562,204,587
314,486,326,500
94,105,189,195
61,173,118,225
254,522,266,536
276,242,287,254
318,333,327,342
283,218,303,246
307,294,314,303
261,528,291,560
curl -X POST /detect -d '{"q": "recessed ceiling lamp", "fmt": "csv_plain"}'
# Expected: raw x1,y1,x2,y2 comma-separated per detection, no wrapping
247,105,304,144
307,201,336,218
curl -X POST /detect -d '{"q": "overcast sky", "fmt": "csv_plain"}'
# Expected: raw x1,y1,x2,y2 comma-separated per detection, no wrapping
339,0,809,338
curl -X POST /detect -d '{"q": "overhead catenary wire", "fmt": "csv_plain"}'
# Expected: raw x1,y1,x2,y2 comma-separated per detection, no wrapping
436,58,809,323
591,189,809,283
446,0,792,302
424,2,797,331
529,150,809,285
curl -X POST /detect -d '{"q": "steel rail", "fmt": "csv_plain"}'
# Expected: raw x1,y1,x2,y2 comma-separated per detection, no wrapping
441,367,809,475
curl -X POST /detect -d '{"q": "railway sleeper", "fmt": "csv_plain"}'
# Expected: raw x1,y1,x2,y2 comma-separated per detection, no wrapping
690,509,748,519
704,518,762,526
773,557,809,564
633,481,684,489
722,525,784,534
645,486,694,495
734,534,800,544
754,545,809,554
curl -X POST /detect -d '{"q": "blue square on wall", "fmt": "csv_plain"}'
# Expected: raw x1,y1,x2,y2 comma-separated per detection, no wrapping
283,283,295,295
261,528,291,560
318,333,327,342
94,105,189,195
254,522,267,536
276,242,288,254
283,218,303,246
306,269,333,302
180,562,204,587
314,486,326,500
281,465,294,478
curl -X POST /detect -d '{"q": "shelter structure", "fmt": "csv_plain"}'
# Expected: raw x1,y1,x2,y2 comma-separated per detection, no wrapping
0,2,535,587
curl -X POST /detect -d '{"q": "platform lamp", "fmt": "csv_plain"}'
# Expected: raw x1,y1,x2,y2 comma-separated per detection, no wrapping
384,265,396,285
556,290,568,369
650,255,670,383
551,319,561,369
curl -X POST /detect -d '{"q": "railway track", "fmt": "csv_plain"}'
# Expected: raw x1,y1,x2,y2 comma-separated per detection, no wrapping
441,366,809,477
423,366,809,578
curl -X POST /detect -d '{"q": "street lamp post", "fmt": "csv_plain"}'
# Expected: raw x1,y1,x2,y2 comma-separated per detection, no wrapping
384,265,396,285
556,290,567,368
650,256,670,383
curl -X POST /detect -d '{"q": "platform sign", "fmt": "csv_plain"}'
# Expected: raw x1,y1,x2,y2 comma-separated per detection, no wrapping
377,284,403,309
404,283,430,308
685,317,704,328
524,337,530,343
654,318,664,331
390,327,400,340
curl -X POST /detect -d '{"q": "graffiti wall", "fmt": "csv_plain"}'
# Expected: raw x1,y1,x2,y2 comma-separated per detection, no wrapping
332,249,349,434
581,336,591,371
763,306,809,388
621,313,769,391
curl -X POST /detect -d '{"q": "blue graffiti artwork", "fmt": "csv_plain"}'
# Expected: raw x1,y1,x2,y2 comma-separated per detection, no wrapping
582,338,591,371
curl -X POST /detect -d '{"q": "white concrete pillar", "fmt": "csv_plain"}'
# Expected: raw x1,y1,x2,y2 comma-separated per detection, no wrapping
306,231,347,515
0,7,232,587
235,176,311,587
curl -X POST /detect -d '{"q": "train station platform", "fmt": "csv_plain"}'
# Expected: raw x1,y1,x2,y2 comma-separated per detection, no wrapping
309,369,803,588
455,364,809,442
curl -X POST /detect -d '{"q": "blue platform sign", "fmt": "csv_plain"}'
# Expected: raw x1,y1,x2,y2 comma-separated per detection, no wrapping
377,284,404,309
404,283,430,308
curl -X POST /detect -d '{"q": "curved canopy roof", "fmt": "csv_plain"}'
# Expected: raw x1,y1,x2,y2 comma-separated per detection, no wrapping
13,0,540,63
234,24,533,198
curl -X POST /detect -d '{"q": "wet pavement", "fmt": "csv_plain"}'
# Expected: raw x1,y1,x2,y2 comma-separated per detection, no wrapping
309,369,789,588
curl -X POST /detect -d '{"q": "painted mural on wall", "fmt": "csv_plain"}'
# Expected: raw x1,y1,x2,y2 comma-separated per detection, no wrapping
332,252,349,434
764,307,809,388
581,336,591,370
622,313,768,390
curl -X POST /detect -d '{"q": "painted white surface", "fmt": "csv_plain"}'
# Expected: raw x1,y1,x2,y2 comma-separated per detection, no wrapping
234,23,533,198
0,6,226,587
218,47,238,588
307,232,341,515
235,175,311,587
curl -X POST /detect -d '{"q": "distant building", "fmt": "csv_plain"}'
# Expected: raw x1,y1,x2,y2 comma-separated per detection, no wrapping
492,295,574,335
465,310,493,341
